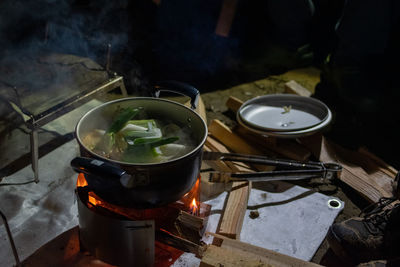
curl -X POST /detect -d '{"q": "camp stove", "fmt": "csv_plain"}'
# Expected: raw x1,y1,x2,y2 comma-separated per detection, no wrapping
75,173,210,267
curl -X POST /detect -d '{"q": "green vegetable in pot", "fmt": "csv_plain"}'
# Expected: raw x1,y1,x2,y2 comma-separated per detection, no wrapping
94,107,141,155
123,137,180,163
94,132,115,155
83,107,197,164
107,107,142,133
121,120,162,139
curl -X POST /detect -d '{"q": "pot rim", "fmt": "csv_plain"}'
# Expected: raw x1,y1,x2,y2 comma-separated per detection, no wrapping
75,96,208,166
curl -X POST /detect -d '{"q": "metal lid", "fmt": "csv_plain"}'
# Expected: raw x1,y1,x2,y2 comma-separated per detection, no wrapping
238,94,330,132
237,110,332,138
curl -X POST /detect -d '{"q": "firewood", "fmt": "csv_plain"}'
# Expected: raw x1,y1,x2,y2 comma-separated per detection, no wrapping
205,136,254,172
208,119,273,172
225,95,244,114
203,134,252,239
200,233,322,267
203,144,232,172
284,80,312,97
201,145,232,199
217,180,251,239
357,147,398,178
299,135,395,203
175,210,206,245
208,119,263,156
156,229,206,256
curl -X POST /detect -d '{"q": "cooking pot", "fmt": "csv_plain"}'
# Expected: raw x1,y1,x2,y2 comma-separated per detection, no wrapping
72,81,207,209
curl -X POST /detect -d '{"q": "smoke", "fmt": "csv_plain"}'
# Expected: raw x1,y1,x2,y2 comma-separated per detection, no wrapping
0,0,143,103
0,0,131,63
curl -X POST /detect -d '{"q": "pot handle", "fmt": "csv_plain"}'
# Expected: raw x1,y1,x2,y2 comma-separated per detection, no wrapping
70,157,149,188
71,157,128,180
153,80,199,109
71,157,134,188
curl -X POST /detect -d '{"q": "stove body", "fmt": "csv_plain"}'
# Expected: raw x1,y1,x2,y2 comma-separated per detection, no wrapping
77,193,155,266
75,172,205,266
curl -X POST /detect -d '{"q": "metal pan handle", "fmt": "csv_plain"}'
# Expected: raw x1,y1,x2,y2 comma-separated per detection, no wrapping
152,80,200,109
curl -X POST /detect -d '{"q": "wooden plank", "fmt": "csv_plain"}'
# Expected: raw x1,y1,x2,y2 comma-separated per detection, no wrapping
201,145,231,199
203,144,232,172
357,147,398,178
275,138,312,161
235,126,311,161
283,84,397,203
204,135,252,239
299,135,394,203
205,136,254,173
200,245,271,267
225,95,244,113
200,172,230,200
208,119,275,172
201,233,322,267
208,119,263,156
284,80,312,97
218,181,251,239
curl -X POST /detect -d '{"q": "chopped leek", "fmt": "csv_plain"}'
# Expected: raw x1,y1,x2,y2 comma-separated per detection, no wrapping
123,137,180,163
107,107,141,133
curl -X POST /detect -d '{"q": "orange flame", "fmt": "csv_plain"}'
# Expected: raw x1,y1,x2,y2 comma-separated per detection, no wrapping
88,193,101,206
76,173,88,187
189,198,199,216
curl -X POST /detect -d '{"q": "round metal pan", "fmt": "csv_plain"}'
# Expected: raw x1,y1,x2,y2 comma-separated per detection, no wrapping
237,105,332,138
238,94,330,132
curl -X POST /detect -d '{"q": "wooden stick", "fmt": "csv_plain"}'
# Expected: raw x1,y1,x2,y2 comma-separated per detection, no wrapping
284,80,312,97
201,233,322,267
217,180,251,239
208,120,275,172
203,144,232,172
225,95,243,113
235,125,311,161
299,135,394,203
203,135,252,239
175,210,206,244
357,147,398,178
209,119,264,156
205,136,254,172
156,229,205,256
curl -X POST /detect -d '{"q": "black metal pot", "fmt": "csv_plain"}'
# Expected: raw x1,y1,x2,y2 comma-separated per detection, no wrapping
72,81,207,209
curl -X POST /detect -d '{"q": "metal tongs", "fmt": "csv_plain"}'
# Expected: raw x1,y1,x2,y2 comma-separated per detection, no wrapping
202,151,342,183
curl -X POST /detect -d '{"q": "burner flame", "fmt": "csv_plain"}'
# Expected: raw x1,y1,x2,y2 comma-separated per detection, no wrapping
189,198,199,216
88,194,101,206
76,173,88,187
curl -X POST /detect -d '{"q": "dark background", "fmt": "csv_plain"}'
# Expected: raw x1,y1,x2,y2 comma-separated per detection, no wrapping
0,0,343,93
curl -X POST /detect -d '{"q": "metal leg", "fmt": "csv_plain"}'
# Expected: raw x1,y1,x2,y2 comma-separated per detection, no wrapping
24,76,126,182
30,128,39,183
0,210,21,267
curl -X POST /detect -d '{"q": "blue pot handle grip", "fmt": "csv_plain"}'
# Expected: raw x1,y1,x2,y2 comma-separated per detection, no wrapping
152,80,200,109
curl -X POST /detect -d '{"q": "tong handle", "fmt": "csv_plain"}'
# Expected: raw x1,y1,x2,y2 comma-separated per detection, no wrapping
208,166,341,183
205,151,324,169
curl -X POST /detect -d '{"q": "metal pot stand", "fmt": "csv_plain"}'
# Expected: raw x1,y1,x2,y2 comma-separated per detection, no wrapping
0,58,127,182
